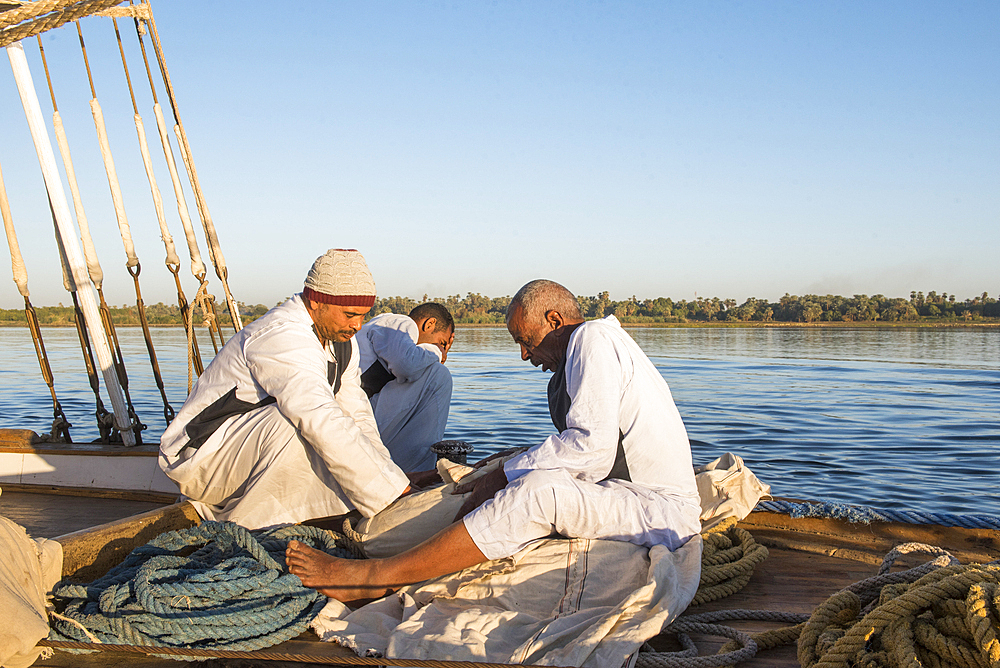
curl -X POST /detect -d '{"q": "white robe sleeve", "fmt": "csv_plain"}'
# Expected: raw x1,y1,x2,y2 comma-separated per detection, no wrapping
369,324,442,383
504,325,628,483
244,323,408,517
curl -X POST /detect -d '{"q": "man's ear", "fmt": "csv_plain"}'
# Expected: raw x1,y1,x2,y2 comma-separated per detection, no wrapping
421,317,437,333
544,310,564,329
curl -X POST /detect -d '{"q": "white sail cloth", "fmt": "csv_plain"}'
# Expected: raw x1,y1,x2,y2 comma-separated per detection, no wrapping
0,511,62,668
312,535,703,667
314,453,767,666
357,313,452,472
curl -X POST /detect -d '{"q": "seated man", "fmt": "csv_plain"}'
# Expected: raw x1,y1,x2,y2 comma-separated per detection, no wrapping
159,249,411,529
286,279,701,604
356,303,455,472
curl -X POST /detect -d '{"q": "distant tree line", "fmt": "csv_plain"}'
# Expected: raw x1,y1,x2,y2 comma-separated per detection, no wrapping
2,290,996,327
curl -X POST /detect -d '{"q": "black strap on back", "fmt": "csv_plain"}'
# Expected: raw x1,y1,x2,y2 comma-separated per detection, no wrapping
186,339,353,450
330,340,352,395
360,359,396,398
184,388,276,450
547,355,630,482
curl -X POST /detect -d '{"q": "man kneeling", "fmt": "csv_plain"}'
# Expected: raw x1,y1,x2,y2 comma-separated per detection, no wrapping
356,303,454,472
286,279,701,604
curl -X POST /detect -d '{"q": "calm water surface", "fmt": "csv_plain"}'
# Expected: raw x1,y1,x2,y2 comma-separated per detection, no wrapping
1,326,997,516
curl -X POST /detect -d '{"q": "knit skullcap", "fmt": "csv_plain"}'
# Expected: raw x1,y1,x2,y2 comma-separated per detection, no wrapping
303,249,377,307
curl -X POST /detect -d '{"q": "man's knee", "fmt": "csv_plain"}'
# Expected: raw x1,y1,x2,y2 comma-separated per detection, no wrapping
423,361,452,395
498,469,574,517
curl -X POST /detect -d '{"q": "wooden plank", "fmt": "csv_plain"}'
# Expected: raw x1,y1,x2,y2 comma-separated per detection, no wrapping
740,510,1000,565
0,427,40,447
646,544,917,667
34,633,360,668
56,501,201,581
0,438,161,457
0,491,169,537
1,483,178,504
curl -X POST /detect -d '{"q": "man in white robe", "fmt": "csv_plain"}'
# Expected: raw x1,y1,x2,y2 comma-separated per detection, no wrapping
285,279,702,604
357,303,455,472
159,249,411,529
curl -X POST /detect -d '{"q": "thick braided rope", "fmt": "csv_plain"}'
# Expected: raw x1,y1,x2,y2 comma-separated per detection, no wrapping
798,561,1000,668
757,499,1000,531
634,519,790,667
0,0,126,48
48,521,357,659
967,582,1000,664
691,517,769,606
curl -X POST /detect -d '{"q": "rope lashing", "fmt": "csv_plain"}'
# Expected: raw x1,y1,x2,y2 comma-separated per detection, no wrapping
48,521,359,660
757,499,1000,531
186,278,217,392
0,0,126,48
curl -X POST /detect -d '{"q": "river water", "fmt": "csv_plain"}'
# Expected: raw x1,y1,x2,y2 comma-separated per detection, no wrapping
1,325,997,516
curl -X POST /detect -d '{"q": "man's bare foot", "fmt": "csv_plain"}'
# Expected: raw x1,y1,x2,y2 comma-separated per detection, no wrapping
285,540,393,605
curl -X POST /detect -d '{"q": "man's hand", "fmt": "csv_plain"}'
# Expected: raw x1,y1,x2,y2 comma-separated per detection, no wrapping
407,468,442,489
452,465,508,522
441,331,455,363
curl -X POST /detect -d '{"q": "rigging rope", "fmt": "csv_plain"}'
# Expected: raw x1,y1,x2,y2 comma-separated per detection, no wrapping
112,15,175,423
8,39,134,443
35,30,146,440
0,159,72,441
143,1,243,333
132,8,222,361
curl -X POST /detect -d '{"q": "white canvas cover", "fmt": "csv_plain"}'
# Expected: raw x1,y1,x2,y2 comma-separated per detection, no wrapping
0,506,63,668
320,452,769,665
311,534,703,667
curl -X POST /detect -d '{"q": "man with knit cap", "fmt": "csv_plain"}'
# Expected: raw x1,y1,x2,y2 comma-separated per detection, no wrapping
159,249,411,529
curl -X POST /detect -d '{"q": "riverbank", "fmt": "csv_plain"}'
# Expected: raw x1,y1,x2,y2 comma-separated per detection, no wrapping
2,319,997,329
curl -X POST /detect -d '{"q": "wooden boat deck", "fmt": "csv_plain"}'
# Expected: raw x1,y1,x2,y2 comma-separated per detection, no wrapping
6,493,994,667
0,490,170,538
27,543,895,667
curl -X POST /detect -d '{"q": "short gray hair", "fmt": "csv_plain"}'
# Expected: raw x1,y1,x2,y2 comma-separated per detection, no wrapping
507,279,583,325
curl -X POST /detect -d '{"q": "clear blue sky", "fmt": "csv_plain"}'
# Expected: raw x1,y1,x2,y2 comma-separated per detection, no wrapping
2,1,997,309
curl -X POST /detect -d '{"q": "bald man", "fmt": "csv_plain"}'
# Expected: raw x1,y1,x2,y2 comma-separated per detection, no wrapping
286,279,700,605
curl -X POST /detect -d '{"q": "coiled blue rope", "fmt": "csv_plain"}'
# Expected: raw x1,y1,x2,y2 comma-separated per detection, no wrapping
756,499,1000,530
48,521,355,659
